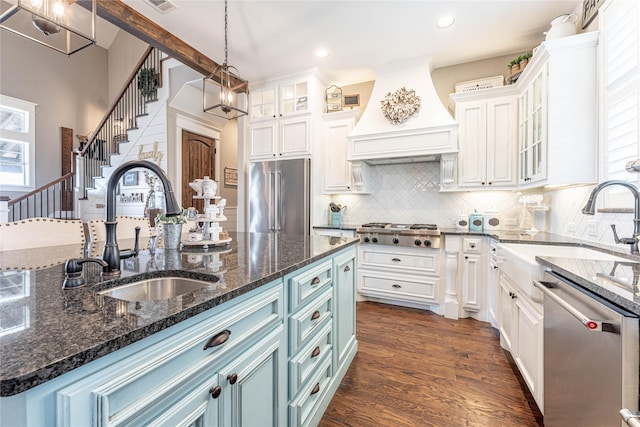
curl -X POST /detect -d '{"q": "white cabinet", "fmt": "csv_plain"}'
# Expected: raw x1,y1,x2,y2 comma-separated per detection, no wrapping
357,245,442,313
516,32,599,188
487,239,500,329
322,110,368,193
249,75,323,161
498,267,544,413
442,235,488,320
449,90,518,190
249,116,311,160
250,81,310,121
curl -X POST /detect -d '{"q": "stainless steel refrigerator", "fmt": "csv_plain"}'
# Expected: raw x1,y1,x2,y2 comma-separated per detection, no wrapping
248,158,310,235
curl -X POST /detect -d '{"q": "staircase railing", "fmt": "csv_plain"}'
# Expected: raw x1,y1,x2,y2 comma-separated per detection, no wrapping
7,156,76,222
78,46,163,198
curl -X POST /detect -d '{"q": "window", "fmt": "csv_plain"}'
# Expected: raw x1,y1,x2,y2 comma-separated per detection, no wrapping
600,0,640,208
0,95,36,191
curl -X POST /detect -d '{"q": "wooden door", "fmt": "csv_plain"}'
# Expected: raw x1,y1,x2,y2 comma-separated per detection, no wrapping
181,130,216,213
61,127,74,211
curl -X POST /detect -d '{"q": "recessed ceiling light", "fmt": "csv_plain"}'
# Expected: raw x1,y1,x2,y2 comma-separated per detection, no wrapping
314,48,329,59
437,15,455,29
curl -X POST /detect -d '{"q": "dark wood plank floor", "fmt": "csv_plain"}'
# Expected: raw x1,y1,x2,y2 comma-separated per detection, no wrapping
319,302,543,427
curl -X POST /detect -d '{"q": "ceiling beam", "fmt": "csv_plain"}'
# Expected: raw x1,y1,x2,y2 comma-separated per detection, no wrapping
82,0,248,93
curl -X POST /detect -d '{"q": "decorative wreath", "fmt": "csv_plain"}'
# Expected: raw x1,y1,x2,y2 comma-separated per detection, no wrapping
380,87,421,125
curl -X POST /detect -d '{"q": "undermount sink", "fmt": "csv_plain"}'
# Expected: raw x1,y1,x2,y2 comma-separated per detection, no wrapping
497,243,631,303
98,277,217,301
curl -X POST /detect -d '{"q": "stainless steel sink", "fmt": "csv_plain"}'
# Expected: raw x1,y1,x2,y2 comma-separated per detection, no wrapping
98,277,216,301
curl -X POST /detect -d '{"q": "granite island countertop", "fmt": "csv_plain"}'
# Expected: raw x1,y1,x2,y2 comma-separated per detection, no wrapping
0,232,358,397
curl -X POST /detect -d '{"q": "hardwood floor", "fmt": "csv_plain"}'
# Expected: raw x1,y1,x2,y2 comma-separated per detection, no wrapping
319,302,543,427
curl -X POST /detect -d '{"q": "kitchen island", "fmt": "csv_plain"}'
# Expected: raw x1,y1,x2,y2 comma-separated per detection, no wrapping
0,232,358,426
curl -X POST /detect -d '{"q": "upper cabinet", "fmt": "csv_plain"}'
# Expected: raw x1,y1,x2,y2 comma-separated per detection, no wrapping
248,74,323,161
516,31,599,188
449,88,519,190
322,110,369,194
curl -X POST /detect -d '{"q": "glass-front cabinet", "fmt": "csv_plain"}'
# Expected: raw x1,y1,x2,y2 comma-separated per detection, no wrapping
518,64,547,185
280,82,308,116
250,88,276,121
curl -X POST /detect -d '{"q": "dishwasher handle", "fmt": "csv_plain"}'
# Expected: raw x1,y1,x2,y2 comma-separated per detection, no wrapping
533,280,618,333
621,409,640,427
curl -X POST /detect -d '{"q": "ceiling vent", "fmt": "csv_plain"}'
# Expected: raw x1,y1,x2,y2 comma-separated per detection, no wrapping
144,0,178,14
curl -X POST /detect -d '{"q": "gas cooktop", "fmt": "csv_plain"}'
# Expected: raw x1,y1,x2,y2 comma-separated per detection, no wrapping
357,222,441,248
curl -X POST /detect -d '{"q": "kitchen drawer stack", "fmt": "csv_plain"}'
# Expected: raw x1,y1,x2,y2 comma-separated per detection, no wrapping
357,245,442,313
287,259,335,427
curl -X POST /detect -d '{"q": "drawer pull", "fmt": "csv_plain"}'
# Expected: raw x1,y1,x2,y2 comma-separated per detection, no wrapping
209,386,222,399
311,277,321,285
310,383,320,396
344,265,351,272
311,346,321,358
311,310,321,321
203,329,231,350
391,258,402,262
392,284,402,289
227,373,238,385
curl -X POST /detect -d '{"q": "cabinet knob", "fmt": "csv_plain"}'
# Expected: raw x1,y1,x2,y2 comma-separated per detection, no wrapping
311,276,321,285
344,265,351,272
203,329,231,350
391,258,402,262
310,383,321,396
493,265,498,270
488,182,493,185
209,385,222,399
481,182,485,185
227,373,238,385
311,346,321,358
392,284,401,289
311,310,321,321
464,256,469,259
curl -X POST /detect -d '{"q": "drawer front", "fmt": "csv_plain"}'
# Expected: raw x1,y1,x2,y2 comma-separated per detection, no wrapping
289,354,333,427
360,272,437,300
61,282,284,427
289,259,333,311
360,248,438,273
289,287,333,353
289,320,332,396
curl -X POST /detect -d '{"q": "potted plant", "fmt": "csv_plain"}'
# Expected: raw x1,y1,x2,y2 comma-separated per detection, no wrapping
155,209,187,249
508,58,520,74
138,67,160,100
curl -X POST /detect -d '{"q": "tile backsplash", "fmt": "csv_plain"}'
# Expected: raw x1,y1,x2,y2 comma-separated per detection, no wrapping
331,162,522,228
331,162,636,250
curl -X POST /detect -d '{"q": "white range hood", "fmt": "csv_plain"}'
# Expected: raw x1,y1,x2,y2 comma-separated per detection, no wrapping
348,56,458,164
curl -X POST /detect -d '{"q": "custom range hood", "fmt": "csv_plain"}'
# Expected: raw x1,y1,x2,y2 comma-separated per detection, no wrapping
348,56,458,165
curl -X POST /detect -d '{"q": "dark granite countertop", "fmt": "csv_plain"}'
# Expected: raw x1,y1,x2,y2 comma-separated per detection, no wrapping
0,232,358,397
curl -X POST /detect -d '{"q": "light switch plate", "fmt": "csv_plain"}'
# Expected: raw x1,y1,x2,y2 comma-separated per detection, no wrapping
587,220,598,237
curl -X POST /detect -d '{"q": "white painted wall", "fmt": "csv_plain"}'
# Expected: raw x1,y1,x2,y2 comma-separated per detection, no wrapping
0,30,108,195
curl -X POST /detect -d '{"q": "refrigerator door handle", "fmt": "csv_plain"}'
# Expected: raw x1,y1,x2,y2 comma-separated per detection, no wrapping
533,280,618,333
269,171,276,232
275,171,282,231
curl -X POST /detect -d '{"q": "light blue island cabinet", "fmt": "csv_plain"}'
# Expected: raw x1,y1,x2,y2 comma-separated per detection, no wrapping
0,236,357,427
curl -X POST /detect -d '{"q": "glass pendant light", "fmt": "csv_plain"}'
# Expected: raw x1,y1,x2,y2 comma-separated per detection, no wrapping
202,0,247,120
0,0,96,55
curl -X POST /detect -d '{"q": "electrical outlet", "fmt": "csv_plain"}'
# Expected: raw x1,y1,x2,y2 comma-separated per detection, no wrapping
587,220,598,237
567,222,576,233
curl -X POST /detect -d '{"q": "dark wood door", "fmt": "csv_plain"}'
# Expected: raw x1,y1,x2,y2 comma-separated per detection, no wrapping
181,129,216,213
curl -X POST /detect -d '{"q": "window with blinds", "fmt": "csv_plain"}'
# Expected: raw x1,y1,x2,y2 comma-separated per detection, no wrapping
601,0,640,207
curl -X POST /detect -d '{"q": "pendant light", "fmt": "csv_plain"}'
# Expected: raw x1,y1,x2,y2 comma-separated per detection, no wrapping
0,0,96,55
202,0,247,120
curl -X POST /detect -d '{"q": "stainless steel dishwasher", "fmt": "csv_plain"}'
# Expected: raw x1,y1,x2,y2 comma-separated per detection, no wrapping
534,272,639,427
